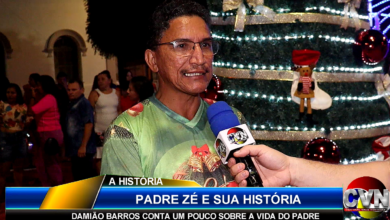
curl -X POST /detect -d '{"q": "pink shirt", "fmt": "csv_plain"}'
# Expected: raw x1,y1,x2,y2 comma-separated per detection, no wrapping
32,94,62,132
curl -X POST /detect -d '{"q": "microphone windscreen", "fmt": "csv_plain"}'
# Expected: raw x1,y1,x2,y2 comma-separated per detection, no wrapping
207,101,240,137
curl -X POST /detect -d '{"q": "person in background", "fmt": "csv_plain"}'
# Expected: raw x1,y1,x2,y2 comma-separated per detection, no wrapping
56,72,69,160
23,73,40,105
29,75,63,186
128,76,155,104
56,72,68,90
88,70,120,175
126,70,133,82
118,70,136,112
90,73,117,96
65,79,96,181
119,83,136,112
23,73,41,167
0,84,28,203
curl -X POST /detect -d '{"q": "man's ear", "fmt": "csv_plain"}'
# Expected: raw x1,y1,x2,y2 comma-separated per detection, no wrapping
145,49,159,73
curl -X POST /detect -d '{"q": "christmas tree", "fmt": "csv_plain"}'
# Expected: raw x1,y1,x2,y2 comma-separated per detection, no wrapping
206,0,390,170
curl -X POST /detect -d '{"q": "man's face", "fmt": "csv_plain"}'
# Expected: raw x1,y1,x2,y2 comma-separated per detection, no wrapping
29,77,37,87
153,16,213,95
67,82,84,100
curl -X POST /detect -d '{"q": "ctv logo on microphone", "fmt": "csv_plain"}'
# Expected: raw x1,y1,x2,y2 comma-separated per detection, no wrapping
216,139,227,158
213,124,255,164
227,127,249,145
343,176,389,219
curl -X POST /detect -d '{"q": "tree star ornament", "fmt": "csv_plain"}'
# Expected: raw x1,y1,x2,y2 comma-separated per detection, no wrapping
338,0,362,31
222,0,275,32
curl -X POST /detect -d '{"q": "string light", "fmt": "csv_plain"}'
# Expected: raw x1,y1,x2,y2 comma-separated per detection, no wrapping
276,8,291,13
247,120,390,131
223,89,388,102
212,62,383,73
305,6,369,20
212,33,355,44
342,154,378,165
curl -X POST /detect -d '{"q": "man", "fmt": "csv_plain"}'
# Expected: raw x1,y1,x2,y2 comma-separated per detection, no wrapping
65,79,96,181
23,73,40,105
228,145,390,191
56,72,68,90
101,0,243,187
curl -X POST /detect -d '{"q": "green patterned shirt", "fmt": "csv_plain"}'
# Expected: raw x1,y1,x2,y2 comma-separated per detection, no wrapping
101,95,246,187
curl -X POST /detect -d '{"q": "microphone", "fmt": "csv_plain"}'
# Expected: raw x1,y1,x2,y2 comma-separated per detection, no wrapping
207,101,263,187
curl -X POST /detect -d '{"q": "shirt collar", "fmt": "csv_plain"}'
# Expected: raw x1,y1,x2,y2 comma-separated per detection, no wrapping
69,94,85,105
149,94,205,129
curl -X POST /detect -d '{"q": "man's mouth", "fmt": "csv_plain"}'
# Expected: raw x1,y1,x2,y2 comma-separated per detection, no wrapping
184,72,205,77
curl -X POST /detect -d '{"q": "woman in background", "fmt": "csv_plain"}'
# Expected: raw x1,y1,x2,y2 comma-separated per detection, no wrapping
119,83,136,112
88,70,120,174
119,71,137,112
30,75,63,186
0,84,28,201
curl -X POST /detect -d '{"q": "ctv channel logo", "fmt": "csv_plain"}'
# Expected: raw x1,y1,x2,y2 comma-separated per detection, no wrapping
227,127,249,145
343,176,389,219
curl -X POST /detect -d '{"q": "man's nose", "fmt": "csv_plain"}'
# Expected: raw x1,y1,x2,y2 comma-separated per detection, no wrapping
189,43,206,65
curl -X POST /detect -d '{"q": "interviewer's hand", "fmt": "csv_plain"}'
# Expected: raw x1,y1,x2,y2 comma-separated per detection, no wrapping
227,145,292,187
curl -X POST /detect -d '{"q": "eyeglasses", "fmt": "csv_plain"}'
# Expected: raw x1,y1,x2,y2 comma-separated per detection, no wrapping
156,39,219,56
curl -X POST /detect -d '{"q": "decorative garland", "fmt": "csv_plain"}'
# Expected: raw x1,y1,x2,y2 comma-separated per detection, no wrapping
212,67,383,81
210,6,369,20
211,13,370,29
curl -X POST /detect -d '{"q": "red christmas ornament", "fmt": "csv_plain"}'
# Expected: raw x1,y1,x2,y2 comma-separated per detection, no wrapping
355,30,389,65
302,137,340,164
372,136,390,161
200,74,222,101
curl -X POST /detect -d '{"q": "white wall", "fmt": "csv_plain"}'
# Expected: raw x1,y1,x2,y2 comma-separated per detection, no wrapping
0,0,117,94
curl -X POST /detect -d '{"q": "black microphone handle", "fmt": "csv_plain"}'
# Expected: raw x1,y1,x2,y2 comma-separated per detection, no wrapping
233,151,263,187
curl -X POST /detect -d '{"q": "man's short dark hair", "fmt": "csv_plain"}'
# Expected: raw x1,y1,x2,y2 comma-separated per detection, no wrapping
146,0,211,50
69,79,84,89
57,71,68,79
